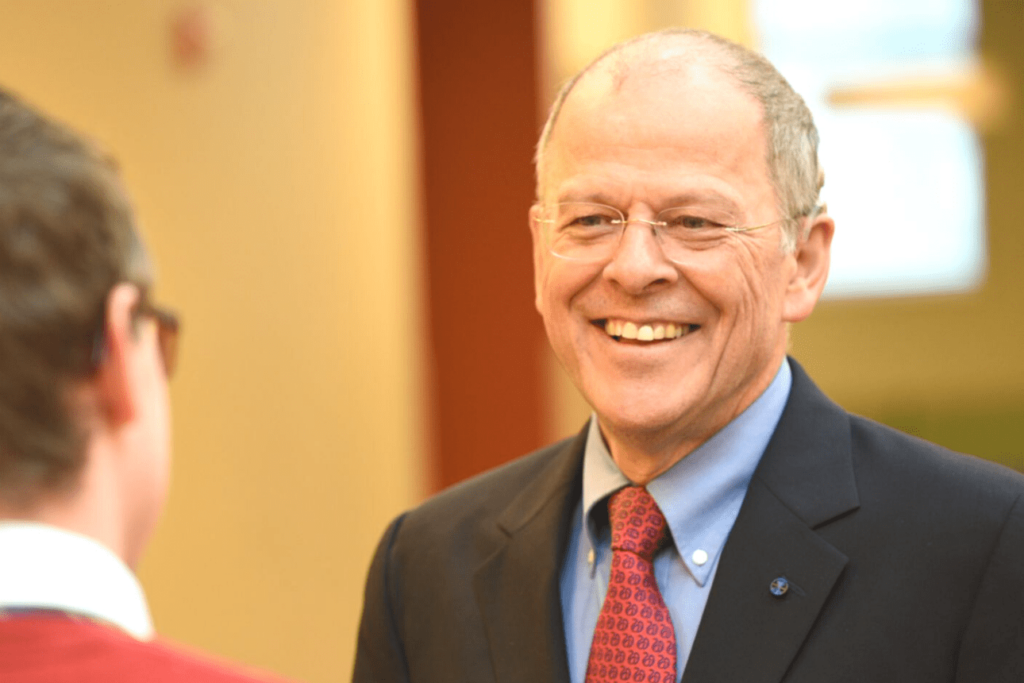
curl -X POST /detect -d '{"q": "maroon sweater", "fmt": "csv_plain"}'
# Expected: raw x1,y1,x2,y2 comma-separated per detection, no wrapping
0,614,293,683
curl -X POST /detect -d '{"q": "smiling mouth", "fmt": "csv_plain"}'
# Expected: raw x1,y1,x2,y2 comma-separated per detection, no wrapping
595,319,699,342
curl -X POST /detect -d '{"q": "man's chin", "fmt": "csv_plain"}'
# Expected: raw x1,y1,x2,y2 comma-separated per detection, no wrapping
592,401,698,445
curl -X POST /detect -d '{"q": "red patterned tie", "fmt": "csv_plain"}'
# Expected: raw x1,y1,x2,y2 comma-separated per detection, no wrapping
585,486,676,683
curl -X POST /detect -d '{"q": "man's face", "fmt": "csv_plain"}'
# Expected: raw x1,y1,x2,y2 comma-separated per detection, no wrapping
531,60,816,458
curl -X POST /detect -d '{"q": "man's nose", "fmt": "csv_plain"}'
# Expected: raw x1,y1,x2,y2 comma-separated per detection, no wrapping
602,220,679,293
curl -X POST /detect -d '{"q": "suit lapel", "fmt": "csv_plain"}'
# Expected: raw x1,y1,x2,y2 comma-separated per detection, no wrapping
683,360,860,683
474,429,587,683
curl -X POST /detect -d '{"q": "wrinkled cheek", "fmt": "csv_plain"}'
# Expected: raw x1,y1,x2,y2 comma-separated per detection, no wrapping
536,293,571,359
713,291,775,372
731,260,784,329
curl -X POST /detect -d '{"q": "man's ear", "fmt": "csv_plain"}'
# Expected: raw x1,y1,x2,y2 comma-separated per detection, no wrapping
782,212,834,323
94,284,144,426
528,204,546,314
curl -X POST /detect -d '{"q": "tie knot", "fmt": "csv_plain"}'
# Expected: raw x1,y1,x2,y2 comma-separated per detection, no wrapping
608,486,669,561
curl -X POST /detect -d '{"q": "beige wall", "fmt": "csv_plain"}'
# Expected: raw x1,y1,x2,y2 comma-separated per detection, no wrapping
0,2,424,681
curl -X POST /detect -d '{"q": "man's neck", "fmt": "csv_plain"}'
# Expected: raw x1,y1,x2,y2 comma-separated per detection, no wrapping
598,358,789,485
0,443,133,568
598,428,706,485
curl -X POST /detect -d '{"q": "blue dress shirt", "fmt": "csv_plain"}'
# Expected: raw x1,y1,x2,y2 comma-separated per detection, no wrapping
559,359,792,682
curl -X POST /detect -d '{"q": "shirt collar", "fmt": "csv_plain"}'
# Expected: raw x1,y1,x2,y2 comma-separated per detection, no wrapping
581,359,792,585
0,522,154,640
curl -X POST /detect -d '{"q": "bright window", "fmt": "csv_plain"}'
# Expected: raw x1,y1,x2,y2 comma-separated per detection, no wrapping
754,0,986,298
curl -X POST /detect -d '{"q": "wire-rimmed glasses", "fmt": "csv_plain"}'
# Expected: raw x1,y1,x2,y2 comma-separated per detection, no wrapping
136,300,180,378
90,296,181,378
534,201,788,263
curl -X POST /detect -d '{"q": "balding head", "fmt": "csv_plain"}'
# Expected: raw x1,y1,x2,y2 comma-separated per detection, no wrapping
535,29,823,250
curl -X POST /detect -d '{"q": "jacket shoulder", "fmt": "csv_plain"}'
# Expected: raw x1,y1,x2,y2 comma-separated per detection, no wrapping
398,433,582,542
848,413,1024,508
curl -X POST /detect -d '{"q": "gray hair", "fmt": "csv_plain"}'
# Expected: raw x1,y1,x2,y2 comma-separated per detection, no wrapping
534,28,824,251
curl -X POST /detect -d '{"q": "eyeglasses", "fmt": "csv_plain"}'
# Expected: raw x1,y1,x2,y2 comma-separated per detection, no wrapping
135,300,180,378
90,298,181,378
535,201,789,263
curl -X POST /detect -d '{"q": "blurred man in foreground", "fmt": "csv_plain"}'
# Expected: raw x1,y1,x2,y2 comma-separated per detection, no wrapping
0,89,291,682
354,29,1024,683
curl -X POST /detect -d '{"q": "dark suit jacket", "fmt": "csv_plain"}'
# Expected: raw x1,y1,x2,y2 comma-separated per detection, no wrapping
353,360,1024,682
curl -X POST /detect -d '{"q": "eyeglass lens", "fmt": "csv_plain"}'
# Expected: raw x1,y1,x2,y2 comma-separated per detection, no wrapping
542,201,773,261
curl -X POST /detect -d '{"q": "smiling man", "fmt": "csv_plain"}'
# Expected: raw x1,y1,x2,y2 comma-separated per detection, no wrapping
354,29,1024,683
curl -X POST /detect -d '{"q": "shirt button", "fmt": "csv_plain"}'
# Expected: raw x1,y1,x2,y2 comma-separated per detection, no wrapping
692,549,709,566
587,549,595,565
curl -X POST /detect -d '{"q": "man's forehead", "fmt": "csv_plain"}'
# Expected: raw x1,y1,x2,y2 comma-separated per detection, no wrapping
550,48,763,156
575,36,729,100
538,50,772,210
552,45,763,155
535,33,774,206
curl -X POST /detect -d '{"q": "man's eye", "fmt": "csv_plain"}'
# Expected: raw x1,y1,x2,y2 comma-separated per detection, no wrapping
566,214,615,229
664,214,717,230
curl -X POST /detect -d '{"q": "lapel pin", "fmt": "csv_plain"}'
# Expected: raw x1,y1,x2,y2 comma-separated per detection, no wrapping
769,577,789,597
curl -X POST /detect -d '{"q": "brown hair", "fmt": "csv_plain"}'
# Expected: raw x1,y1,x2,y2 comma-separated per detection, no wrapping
0,88,152,501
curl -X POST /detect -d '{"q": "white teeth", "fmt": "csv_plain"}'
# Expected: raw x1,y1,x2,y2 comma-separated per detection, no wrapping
603,319,692,342
605,320,624,336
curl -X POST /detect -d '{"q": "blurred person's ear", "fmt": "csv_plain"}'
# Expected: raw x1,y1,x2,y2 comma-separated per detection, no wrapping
93,283,146,427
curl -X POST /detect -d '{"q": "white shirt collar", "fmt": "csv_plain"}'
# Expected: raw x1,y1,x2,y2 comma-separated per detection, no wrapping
0,522,154,640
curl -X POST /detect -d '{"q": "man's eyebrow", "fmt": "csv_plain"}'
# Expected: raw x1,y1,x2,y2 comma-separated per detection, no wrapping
554,187,620,205
554,187,743,213
660,190,741,211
